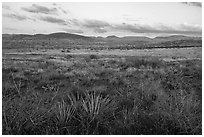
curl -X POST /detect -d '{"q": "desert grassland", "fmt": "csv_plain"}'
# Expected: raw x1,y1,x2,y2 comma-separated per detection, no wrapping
2,47,202,135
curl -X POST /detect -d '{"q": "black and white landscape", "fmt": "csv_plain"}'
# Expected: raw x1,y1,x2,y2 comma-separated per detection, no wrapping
2,2,202,135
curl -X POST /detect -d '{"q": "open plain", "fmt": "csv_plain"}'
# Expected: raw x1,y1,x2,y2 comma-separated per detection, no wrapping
2,33,202,135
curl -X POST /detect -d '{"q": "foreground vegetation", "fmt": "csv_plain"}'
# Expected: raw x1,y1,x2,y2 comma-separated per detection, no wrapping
2,54,202,135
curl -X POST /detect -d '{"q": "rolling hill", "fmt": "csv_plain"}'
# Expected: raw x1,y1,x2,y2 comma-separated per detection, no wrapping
2,32,201,41
2,32,202,49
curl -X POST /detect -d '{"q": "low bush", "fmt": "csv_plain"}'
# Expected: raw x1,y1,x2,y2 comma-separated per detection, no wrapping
89,54,98,59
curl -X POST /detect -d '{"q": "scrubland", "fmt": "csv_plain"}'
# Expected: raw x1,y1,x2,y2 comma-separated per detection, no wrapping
2,52,202,134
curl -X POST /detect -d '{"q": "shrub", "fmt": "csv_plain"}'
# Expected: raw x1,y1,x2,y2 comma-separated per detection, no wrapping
77,92,116,134
51,99,76,128
89,55,98,59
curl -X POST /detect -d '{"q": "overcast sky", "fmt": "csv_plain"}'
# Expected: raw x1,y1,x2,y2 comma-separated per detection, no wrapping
2,2,202,37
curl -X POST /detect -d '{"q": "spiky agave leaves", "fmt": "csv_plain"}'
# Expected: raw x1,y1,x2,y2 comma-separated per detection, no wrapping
52,99,76,127
81,92,113,120
77,92,115,134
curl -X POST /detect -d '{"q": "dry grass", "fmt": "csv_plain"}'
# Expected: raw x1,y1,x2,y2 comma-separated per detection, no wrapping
2,54,202,135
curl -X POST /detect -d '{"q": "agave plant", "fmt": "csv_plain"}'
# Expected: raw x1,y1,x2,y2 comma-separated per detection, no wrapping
52,99,76,127
76,92,115,134
81,92,113,120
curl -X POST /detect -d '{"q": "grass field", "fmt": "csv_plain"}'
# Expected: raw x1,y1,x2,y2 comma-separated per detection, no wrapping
2,46,202,135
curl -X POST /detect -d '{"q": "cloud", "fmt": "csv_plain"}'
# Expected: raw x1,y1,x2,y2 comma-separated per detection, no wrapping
94,28,107,33
181,2,202,8
4,27,17,31
83,20,110,28
62,9,67,14
58,7,69,14
80,19,201,35
82,19,110,33
3,13,28,21
179,23,201,32
3,13,36,22
111,23,202,35
69,19,80,26
22,4,58,14
39,16,68,25
113,24,153,33
123,14,142,22
61,28,84,34
2,4,10,10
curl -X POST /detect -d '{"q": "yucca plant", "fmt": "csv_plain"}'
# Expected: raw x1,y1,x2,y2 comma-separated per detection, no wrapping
81,92,113,119
52,99,76,128
77,92,115,134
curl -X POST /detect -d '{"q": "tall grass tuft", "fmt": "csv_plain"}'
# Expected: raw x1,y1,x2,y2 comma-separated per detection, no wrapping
52,100,76,127
77,92,115,134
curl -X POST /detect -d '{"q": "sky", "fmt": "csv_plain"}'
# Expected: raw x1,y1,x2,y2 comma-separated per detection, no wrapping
2,2,202,37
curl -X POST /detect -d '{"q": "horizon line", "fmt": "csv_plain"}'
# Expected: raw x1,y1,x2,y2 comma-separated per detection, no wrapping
2,32,202,39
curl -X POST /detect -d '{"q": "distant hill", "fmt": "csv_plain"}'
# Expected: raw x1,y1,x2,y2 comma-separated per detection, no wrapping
121,36,152,41
2,33,202,49
2,33,201,42
106,35,119,39
2,34,13,38
2,34,32,39
2,32,91,40
153,35,202,42
46,32,90,39
104,35,201,43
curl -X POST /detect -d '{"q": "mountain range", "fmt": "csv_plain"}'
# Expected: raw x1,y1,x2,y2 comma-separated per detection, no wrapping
2,32,201,42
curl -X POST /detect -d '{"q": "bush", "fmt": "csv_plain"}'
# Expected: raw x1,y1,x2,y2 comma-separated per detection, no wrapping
89,55,98,59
